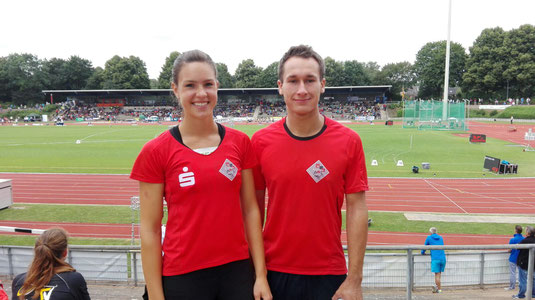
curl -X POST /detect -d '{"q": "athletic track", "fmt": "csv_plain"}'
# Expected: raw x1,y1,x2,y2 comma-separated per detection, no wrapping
1,121,534,245
2,173,534,245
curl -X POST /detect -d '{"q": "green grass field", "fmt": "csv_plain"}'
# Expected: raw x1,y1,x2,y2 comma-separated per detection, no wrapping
1,122,534,245
1,123,533,177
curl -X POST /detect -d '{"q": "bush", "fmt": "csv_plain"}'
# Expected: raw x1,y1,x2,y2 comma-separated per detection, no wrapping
489,110,498,117
469,109,487,117
496,106,535,119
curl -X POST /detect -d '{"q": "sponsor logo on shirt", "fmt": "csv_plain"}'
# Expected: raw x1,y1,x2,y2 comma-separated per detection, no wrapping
178,167,195,187
219,159,238,181
40,286,56,300
306,160,329,183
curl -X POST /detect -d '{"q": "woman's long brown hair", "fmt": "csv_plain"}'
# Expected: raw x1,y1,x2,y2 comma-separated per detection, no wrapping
18,228,75,299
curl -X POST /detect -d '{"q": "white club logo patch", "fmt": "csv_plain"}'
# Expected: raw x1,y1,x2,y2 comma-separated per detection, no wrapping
306,160,329,183
219,159,238,181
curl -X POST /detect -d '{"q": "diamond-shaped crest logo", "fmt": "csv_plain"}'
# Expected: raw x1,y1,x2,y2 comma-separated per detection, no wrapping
306,160,329,183
219,159,238,181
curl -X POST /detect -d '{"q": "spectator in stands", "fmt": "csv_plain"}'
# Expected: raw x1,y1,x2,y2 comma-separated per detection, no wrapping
11,228,90,300
506,225,524,291
421,227,446,293
252,45,369,300
130,50,271,300
514,226,535,299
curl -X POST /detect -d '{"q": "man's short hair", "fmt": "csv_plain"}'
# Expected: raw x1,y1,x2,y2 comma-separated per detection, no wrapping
526,226,535,236
515,225,523,234
429,227,437,234
278,45,325,82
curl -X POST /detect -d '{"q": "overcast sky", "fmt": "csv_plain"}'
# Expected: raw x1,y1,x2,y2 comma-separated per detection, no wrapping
1,0,534,79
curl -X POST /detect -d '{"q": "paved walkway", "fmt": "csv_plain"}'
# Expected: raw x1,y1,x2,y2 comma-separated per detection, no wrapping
0,278,523,300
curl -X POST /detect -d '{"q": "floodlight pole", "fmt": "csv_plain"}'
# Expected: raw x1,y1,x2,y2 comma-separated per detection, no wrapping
442,0,452,121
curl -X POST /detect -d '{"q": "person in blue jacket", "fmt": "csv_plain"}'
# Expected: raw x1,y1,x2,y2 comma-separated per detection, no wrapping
421,227,446,293
507,225,524,290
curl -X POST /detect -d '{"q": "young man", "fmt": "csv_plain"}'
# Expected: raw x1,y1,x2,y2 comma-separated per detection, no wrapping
421,227,446,293
252,45,369,300
506,225,524,291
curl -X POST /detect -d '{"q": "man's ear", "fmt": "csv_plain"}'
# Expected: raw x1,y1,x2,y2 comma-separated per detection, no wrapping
277,80,283,96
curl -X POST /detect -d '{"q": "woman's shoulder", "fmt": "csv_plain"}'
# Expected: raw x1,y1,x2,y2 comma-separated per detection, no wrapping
56,271,87,284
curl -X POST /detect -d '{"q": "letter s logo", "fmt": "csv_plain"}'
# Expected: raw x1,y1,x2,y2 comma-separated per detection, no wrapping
179,167,195,187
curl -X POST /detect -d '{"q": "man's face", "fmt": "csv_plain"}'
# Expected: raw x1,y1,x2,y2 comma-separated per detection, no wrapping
278,57,325,117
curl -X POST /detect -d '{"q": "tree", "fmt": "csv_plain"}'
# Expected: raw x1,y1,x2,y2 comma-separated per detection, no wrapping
255,62,278,88
41,58,68,90
102,55,150,89
462,27,508,99
234,59,261,88
63,56,94,90
375,62,417,100
342,60,369,86
503,24,535,98
362,62,381,85
0,53,45,104
414,41,467,99
216,63,234,88
86,67,105,89
157,51,180,88
324,57,344,87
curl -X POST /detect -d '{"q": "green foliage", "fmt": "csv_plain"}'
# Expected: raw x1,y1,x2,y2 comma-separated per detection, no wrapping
216,63,235,88
462,27,508,99
489,110,499,116
0,53,45,104
414,41,467,99
157,51,180,89
255,62,278,88
102,55,150,89
42,104,59,113
85,67,104,89
376,62,416,100
324,57,345,86
496,105,535,119
342,60,369,86
503,24,535,98
234,59,262,88
468,109,488,117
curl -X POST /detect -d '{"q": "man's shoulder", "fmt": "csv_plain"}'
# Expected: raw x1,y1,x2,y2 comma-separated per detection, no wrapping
324,117,361,139
252,119,284,141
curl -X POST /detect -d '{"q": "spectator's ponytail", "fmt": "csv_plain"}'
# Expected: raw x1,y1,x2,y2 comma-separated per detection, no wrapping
18,228,75,299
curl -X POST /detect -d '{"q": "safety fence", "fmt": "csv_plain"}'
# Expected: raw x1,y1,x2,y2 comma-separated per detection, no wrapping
1,244,534,300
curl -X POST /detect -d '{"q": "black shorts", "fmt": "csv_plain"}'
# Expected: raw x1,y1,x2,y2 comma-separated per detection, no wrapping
158,259,254,300
267,270,346,300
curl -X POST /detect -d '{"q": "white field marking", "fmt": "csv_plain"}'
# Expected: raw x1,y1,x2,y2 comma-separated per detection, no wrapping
429,181,535,208
423,179,468,213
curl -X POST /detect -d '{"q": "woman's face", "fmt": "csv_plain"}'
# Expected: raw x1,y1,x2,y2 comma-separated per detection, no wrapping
172,62,218,120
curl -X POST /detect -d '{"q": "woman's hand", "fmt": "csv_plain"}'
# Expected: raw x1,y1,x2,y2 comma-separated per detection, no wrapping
253,276,272,300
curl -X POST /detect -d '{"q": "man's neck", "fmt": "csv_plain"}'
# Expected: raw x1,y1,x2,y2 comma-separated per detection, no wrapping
285,112,324,137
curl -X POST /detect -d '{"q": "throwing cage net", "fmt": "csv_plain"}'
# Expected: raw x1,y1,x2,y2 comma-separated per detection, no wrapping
402,100,468,131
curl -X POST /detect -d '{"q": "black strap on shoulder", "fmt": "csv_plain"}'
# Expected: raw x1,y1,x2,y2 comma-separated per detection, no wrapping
169,123,226,147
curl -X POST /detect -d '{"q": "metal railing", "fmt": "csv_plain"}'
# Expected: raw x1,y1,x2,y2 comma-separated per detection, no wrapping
2,244,534,300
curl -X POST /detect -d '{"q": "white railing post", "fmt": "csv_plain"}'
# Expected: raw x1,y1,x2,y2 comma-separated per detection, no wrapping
527,248,534,300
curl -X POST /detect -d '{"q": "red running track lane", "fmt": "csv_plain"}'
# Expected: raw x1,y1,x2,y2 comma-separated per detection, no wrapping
0,221,512,245
4,173,535,215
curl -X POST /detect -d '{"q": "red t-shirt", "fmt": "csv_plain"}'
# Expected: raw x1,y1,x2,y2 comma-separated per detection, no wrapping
252,117,368,275
130,125,256,276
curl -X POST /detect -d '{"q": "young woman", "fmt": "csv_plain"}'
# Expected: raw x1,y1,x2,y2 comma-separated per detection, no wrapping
12,228,90,300
130,50,271,300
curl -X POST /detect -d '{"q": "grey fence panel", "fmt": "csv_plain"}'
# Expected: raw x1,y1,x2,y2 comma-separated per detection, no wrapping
362,254,407,288
71,251,129,281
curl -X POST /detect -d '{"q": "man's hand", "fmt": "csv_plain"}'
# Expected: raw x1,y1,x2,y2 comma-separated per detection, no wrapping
331,277,363,300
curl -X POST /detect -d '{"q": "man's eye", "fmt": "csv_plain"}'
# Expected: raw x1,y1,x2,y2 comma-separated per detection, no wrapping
185,84,194,88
